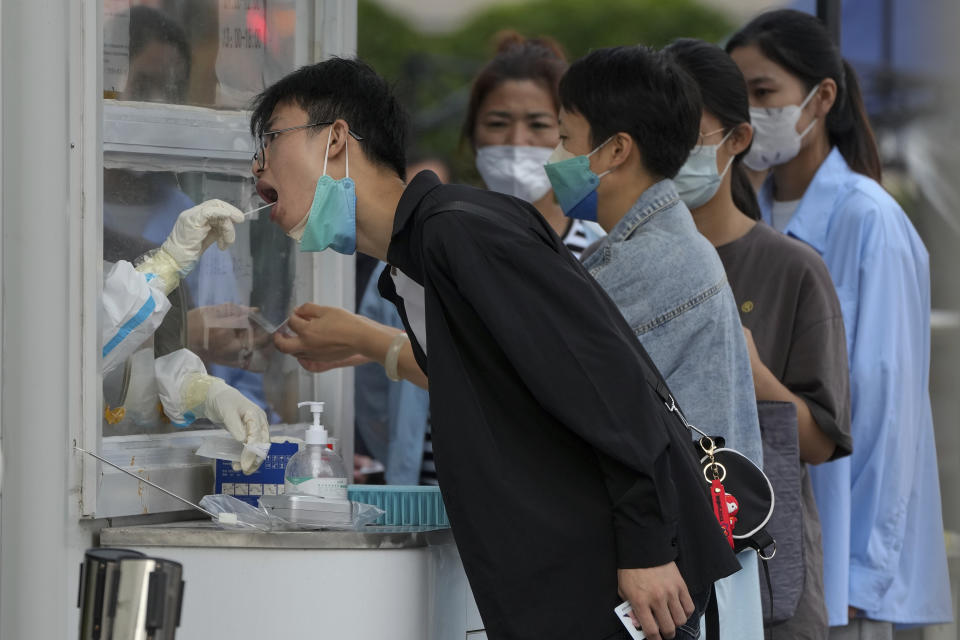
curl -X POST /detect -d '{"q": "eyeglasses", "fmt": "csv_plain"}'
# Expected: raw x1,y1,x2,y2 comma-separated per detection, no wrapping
252,121,364,171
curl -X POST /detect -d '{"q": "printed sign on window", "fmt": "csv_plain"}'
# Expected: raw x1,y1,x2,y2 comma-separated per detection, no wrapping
103,0,131,96
215,0,267,107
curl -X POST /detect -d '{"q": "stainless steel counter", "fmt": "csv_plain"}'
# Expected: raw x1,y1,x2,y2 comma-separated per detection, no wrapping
100,521,454,550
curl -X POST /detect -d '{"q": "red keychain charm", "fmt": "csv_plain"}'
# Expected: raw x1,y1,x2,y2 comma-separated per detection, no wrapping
710,478,736,549
700,435,737,549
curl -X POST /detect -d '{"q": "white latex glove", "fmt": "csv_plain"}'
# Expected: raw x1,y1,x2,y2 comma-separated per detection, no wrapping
134,200,244,295
155,350,269,475
164,199,245,266
195,377,271,475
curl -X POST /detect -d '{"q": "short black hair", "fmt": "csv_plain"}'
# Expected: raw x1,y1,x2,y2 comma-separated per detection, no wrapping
129,6,191,66
127,6,191,102
559,45,701,179
250,58,408,180
727,9,880,182
462,31,568,149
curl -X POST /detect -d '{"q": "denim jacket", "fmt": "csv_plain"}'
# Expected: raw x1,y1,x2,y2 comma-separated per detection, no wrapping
582,179,762,465
583,179,764,640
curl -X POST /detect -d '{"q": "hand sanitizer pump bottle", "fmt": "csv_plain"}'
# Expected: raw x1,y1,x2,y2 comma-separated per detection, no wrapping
283,401,348,499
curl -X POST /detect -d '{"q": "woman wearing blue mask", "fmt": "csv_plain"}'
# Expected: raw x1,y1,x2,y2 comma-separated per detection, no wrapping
726,10,951,638
667,37,853,640
464,31,602,258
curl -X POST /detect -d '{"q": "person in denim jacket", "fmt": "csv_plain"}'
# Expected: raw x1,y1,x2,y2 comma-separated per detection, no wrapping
549,46,764,640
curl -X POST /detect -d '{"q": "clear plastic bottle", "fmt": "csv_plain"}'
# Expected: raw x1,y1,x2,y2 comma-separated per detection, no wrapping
283,402,348,499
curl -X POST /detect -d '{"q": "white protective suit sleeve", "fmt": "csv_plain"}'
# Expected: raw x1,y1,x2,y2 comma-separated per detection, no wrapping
155,349,270,474
102,260,173,375
107,201,243,368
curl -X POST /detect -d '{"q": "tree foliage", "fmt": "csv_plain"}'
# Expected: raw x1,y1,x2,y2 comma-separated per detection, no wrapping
358,0,734,181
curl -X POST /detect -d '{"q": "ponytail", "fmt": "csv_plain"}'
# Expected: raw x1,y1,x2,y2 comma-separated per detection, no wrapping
727,9,882,181
828,60,881,181
731,164,762,220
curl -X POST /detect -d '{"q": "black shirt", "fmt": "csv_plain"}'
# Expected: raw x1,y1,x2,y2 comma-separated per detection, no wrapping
379,171,739,640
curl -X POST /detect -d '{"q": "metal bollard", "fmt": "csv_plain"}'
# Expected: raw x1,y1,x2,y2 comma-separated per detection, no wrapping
78,548,185,640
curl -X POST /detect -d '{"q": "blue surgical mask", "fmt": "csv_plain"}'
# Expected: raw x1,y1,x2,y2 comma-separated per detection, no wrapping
296,127,357,254
674,128,735,210
543,137,614,221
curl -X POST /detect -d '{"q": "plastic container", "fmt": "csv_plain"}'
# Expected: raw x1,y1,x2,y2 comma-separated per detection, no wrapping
284,401,348,499
260,494,352,527
347,485,449,527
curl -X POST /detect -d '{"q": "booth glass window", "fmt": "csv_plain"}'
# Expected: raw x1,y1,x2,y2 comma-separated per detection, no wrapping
104,0,298,108
101,0,304,439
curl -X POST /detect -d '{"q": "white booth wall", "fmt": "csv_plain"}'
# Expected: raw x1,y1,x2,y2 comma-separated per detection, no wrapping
0,1,358,636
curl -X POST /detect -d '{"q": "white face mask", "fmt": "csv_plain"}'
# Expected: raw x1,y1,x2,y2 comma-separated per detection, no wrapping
744,85,820,171
674,128,735,210
476,145,554,203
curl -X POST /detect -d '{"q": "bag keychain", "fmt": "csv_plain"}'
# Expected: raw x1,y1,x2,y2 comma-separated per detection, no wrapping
701,435,738,548
663,394,774,554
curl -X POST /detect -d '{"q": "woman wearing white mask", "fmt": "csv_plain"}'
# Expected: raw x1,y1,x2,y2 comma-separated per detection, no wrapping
668,37,852,640
463,31,601,257
726,11,951,639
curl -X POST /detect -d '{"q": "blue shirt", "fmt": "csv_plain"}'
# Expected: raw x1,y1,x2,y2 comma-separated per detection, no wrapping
355,263,431,485
583,179,764,640
759,148,952,627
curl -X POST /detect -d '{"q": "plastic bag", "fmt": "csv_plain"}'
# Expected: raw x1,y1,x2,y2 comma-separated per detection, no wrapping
201,494,385,532
199,494,278,531
337,502,385,530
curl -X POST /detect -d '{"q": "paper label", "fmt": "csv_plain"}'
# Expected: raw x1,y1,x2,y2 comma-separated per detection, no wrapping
103,0,131,95
284,477,347,499
215,0,266,106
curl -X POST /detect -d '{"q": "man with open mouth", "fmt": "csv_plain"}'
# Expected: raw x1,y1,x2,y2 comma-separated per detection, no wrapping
252,56,739,640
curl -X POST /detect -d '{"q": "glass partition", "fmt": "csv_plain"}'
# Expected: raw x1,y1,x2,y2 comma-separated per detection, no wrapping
104,0,299,108
101,165,301,435
94,0,335,516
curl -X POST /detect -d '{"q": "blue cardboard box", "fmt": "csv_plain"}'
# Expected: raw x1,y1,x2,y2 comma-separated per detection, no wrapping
214,441,299,506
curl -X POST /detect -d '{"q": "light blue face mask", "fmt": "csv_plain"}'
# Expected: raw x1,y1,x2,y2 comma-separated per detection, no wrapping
299,127,357,254
543,137,614,222
674,128,735,210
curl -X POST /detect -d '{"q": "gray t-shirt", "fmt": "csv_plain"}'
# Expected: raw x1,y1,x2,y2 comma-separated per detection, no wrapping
716,221,852,637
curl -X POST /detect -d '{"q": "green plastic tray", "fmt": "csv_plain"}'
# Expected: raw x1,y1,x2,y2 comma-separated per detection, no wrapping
347,485,449,527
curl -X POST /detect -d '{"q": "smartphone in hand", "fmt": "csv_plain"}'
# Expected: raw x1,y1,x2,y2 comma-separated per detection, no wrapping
615,602,646,640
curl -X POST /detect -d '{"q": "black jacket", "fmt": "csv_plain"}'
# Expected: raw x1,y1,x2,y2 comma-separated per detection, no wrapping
379,172,739,640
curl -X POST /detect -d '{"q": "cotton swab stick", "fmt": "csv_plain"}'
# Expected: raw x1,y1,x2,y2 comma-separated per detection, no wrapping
242,201,275,219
